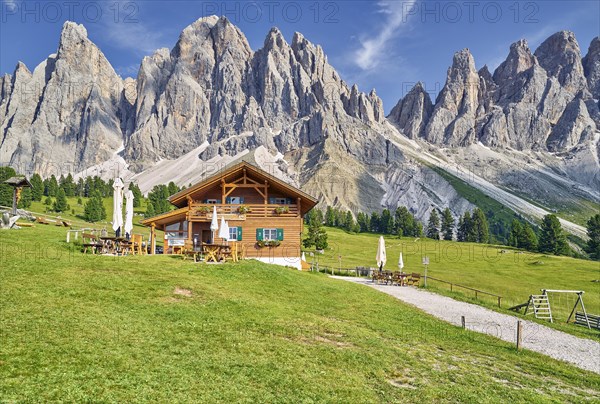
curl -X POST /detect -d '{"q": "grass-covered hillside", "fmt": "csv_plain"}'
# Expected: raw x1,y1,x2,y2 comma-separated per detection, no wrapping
313,227,600,339
1,225,599,402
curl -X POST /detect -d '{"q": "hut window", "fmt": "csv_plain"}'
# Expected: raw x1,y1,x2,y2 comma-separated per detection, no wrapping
263,228,277,241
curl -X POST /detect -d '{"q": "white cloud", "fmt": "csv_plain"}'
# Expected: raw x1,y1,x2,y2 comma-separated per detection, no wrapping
354,0,417,70
99,20,167,55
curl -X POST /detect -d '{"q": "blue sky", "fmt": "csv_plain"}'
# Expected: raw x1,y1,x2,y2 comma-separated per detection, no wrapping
1,1,599,112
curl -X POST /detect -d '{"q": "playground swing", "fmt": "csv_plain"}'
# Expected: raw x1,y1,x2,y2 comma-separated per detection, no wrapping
510,289,596,330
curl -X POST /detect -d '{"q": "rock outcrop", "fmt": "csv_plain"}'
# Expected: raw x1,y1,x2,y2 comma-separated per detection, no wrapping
389,32,599,156
0,22,125,175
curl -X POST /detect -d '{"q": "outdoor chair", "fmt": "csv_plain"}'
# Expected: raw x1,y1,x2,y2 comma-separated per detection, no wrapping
408,273,421,286
82,233,102,254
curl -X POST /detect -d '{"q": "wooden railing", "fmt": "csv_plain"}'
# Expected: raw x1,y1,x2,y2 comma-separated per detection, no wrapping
189,203,299,219
426,276,503,307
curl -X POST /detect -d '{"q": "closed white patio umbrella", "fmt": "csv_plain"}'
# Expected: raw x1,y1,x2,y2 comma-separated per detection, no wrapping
376,236,386,271
210,206,219,244
398,252,404,271
112,178,124,237
218,216,230,244
124,189,134,239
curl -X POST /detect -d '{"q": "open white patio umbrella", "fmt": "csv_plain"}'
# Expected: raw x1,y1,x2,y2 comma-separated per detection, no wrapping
112,178,124,237
376,236,386,271
124,189,134,239
398,252,404,271
210,206,219,244
218,216,230,244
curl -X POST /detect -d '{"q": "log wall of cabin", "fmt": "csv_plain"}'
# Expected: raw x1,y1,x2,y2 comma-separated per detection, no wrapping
232,216,303,259
162,216,303,258
196,186,290,204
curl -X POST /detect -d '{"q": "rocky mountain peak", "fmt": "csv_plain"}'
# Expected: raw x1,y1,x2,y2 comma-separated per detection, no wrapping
451,49,477,73
534,30,586,90
12,61,31,81
478,65,493,82
583,37,600,98
388,81,433,139
264,27,287,50
493,38,536,83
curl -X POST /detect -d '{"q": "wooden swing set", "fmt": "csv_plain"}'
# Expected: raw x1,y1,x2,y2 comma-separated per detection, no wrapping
510,289,597,330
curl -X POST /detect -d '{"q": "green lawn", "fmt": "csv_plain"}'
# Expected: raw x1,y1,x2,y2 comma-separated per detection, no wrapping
311,227,600,340
1,225,599,402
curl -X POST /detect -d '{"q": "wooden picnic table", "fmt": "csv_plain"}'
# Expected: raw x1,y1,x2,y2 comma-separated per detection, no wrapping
203,244,233,263
100,236,131,255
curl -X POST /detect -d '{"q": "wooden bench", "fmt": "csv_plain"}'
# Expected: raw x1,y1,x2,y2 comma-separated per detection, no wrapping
407,273,421,286
392,272,408,286
36,216,50,225
82,233,102,254
574,312,600,330
372,270,393,285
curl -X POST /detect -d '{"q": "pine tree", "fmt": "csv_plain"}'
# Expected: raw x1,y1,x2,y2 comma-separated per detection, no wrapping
426,209,441,240
128,182,143,208
325,206,336,227
370,212,381,233
344,211,355,232
84,192,107,222
395,206,415,238
76,178,85,197
147,184,171,215
471,208,489,243
414,222,424,238
459,212,476,242
585,214,600,260
538,214,569,255
520,223,538,252
167,181,179,196
441,208,455,241
303,219,328,250
145,202,156,218
46,175,59,197
30,173,44,201
53,188,68,212
380,209,394,234
508,219,522,247
457,215,465,241
357,212,370,233
61,173,75,197
0,166,17,207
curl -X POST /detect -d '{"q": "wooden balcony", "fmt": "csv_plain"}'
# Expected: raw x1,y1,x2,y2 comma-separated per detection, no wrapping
189,203,299,220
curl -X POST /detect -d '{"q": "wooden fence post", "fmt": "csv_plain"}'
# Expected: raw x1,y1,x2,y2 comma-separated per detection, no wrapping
516,320,522,350
461,316,465,329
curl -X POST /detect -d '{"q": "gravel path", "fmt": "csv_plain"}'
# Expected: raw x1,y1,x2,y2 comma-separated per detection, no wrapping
332,276,600,374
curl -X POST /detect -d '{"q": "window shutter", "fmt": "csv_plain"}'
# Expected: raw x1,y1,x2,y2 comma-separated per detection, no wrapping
277,228,284,241
237,227,242,241
256,228,263,241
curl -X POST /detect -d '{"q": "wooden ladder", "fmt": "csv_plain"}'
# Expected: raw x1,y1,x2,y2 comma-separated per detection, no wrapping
525,294,553,322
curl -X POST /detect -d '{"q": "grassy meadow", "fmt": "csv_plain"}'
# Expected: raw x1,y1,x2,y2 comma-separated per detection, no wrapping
313,227,600,340
1,224,599,402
